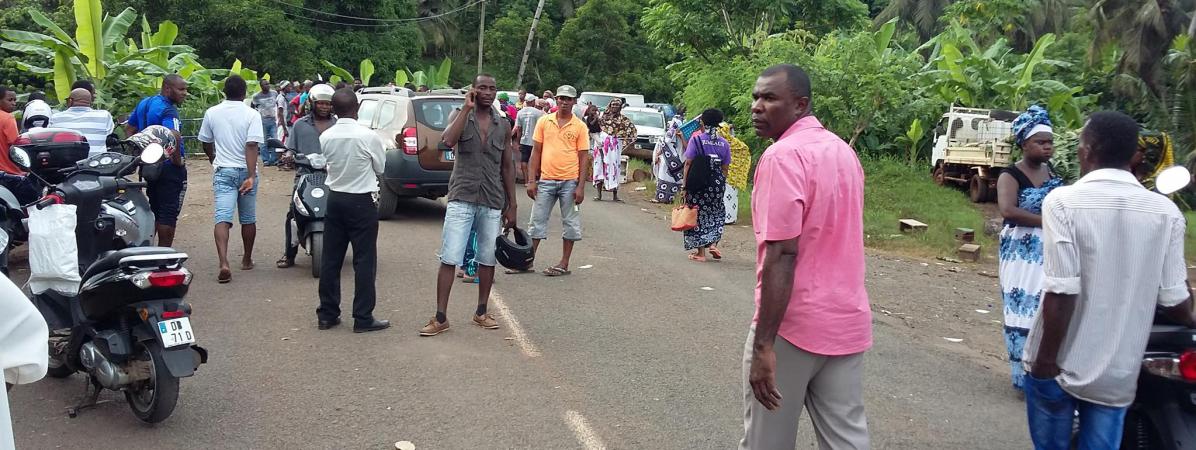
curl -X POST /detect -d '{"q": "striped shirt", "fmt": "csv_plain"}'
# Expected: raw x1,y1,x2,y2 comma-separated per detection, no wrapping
49,107,115,155
1023,168,1189,407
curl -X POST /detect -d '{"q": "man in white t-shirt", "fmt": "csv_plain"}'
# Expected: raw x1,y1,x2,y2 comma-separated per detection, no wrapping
198,75,265,284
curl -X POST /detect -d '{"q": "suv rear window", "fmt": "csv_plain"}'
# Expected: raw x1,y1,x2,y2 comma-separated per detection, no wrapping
359,99,380,126
414,99,463,131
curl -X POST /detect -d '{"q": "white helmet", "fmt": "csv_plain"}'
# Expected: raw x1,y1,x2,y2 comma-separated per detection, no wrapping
310,84,335,102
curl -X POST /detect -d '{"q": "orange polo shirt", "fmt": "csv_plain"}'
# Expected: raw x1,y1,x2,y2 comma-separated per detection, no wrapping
532,113,589,181
0,110,22,174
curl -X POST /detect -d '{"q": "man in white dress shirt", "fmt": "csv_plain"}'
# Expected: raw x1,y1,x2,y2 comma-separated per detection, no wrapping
1,274,48,450
48,88,114,155
1024,110,1196,449
315,88,389,333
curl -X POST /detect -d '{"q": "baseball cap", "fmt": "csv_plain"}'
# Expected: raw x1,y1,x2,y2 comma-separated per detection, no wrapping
556,85,578,98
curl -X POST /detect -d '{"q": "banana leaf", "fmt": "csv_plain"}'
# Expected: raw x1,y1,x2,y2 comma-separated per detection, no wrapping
359,59,374,86
75,0,105,79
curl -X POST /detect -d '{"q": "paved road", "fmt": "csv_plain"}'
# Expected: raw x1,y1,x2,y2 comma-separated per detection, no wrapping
10,165,1029,449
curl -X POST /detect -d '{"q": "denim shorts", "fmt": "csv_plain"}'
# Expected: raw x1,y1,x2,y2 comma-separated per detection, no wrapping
439,200,501,267
528,179,582,241
212,166,258,224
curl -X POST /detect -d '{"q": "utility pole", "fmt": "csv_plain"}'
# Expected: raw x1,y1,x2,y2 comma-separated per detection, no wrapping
477,0,487,73
515,0,547,88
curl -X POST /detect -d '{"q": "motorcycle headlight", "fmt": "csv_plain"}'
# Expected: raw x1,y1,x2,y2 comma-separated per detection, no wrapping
292,191,309,216
310,187,326,199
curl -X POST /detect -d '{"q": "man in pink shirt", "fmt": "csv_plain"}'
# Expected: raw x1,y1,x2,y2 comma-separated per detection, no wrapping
740,64,872,450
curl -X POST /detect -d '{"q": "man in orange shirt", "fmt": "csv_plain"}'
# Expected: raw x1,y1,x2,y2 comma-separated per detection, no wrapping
524,85,590,277
0,87,22,174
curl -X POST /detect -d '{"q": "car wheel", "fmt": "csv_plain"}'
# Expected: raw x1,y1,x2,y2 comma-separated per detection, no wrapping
378,180,399,220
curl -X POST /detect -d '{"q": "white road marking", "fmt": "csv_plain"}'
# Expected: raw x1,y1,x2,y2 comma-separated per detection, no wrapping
565,410,607,450
491,291,541,357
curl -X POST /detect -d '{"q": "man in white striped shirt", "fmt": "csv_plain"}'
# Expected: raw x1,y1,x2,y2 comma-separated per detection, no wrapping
1023,111,1196,449
48,88,114,155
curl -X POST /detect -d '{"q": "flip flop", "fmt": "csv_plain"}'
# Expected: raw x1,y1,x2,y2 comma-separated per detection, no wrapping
461,275,479,284
505,268,534,275
217,268,232,284
688,254,707,262
543,266,571,277
276,258,293,268
709,248,723,260
241,261,255,271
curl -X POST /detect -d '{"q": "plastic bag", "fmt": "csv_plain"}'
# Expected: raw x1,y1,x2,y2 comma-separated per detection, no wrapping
27,204,80,296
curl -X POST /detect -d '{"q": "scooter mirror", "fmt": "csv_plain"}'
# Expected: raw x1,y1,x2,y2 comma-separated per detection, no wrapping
1156,166,1192,195
140,143,165,164
9,146,30,171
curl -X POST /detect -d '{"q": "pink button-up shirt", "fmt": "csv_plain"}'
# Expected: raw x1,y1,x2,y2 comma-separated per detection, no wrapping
751,115,872,356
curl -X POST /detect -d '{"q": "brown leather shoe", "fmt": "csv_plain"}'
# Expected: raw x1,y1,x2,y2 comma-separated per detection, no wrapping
473,313,499,329
419,318,450,336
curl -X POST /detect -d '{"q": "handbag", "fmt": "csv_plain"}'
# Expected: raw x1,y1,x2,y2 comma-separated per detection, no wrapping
670,204,698,231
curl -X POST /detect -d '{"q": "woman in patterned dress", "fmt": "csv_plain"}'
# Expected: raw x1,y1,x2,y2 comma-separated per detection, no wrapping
996,105,1064,390
682,109,731,261
593,98,637,202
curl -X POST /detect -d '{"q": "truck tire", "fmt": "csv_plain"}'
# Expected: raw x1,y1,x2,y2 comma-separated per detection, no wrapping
377,181,398,220
933,164,947,186
969,176,989,203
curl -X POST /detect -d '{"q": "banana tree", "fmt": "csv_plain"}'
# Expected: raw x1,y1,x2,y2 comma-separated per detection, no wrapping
394,57,453,89
322,58,375,86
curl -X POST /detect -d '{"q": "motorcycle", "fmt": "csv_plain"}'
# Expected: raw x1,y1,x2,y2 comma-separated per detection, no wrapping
1120,165,1196,449
10,137,207,424
275,138,328,278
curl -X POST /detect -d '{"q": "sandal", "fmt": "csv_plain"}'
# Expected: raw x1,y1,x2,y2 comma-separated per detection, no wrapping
241,260,255,271
217,268,232,284
505,268,534,275
688,254,707,262
543,266,572,277
276,258,294,268
709,248,723,260
461,275,479,284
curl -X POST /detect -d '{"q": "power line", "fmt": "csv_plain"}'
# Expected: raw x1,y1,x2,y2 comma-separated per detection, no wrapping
269,0,485,24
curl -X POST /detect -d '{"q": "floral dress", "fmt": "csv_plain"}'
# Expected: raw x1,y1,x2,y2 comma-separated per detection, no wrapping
998,165,1063,389
683,132,729,251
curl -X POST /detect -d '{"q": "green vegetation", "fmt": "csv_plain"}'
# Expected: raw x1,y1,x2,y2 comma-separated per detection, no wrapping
862,157,994,257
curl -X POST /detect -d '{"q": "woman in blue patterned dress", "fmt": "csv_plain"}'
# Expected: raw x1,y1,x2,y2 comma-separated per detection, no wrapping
996,105,1064,390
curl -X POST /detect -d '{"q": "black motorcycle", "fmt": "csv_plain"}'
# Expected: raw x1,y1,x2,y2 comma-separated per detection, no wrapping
1123,323,1196,449
10,140,207,423
274,138,328,278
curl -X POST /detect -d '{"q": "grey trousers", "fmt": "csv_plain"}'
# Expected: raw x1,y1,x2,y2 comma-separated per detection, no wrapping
739,328,870,450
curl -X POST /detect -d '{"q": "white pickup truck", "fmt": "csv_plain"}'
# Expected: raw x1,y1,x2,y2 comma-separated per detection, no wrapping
930,106,1020,203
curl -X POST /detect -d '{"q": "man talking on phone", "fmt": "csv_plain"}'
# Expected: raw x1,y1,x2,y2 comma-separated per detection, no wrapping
420,74,518,336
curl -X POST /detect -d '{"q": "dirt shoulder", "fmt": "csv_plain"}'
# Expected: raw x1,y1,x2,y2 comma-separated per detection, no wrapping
624,182,1012,381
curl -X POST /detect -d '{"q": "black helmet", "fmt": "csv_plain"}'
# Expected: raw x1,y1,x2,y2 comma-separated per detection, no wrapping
495,227,534,271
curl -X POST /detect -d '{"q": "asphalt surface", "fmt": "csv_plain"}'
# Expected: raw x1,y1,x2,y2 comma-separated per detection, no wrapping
9,164,1029,449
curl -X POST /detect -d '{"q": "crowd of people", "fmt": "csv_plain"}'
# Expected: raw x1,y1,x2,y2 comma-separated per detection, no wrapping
2,58,1196,449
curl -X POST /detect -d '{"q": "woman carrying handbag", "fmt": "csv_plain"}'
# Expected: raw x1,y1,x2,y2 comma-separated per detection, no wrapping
680,109,731,262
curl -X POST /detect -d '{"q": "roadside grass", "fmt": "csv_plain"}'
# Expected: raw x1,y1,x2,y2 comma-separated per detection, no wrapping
861,156,995,258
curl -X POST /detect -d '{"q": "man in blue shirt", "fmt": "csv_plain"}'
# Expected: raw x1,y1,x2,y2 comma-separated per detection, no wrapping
126,74,189,247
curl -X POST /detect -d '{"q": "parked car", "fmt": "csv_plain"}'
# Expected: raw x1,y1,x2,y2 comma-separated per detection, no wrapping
357,87,462,219
577,92,646,110
645,103,677,121
620,106,666,160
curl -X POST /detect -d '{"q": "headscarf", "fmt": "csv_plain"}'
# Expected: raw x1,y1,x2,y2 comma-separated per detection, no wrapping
1011,105,1053,147
599,99,637,151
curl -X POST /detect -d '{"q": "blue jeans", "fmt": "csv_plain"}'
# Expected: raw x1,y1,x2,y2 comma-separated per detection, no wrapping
1025,375,1127,450
212,167,258,224
261,120,279,165
438,201,501,267
528,179,582,241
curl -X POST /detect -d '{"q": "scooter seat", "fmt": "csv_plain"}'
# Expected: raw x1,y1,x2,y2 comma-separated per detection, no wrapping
83,247,186,281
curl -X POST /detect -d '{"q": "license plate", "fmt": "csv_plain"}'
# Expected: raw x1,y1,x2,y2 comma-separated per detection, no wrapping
157,318,195,348
444,150,455,161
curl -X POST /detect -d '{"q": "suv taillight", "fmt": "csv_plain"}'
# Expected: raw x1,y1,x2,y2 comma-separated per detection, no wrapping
401,128,418,155
1181,350,1196,381
1144,349,1196,382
